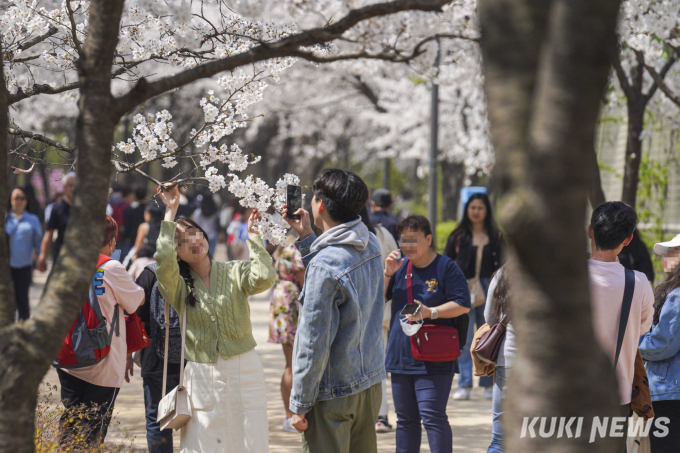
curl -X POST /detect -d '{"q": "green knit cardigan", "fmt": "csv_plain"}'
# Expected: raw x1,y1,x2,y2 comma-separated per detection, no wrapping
154,221,276,363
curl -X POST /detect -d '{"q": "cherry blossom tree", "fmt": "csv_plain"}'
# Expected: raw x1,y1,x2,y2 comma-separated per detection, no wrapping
610,0,680,206
0,1,468,451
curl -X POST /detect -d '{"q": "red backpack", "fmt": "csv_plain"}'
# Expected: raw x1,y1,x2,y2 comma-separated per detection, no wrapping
53,255,120,369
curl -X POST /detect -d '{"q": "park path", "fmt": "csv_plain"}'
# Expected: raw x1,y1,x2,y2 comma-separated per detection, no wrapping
35,244,492,452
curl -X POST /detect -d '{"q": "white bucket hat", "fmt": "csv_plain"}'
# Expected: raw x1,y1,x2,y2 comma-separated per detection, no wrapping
654,234,680,255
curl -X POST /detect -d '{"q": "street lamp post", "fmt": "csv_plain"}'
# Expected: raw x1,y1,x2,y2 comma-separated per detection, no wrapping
428,38,440,245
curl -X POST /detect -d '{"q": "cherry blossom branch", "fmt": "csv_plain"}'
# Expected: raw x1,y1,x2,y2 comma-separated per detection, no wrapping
114,0,454,116
8,126,77,154
65,0,83,56
8,81,80,104
15,26,59,52
612,55,633,99
644,60,680,107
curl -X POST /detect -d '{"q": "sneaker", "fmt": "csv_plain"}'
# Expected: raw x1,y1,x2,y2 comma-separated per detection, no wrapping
484,386,494,400
452,387,471,401
375,416,393,433
282,417,297,433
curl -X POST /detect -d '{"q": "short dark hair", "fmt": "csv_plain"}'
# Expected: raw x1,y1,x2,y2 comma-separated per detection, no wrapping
590,202,637,250
103,216,118,247
313,169,369,223
135,187,147,201
398,215,433,243
371,189,393,208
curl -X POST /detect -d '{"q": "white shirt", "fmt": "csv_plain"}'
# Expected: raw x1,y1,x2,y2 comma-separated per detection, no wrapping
64,259,144,388
588,260,654,404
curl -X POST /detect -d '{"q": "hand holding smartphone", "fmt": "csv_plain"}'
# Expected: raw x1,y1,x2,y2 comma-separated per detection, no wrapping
286,185,302,220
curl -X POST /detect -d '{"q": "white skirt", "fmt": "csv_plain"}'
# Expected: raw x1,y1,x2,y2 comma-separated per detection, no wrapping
180,349,269,453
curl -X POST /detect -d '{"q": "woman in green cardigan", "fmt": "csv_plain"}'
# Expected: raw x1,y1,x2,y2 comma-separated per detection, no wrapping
155,186,276,453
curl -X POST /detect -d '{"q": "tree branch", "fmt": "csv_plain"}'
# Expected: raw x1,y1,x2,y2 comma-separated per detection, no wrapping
644,61,680,108
351,75,387,113
114,0,453,116
65,0,83,56
612,56,633,99
8,126,77,154
8,81,80,104
16,26,59,52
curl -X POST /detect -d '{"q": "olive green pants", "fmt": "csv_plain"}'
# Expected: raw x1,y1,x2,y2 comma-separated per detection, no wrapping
302,383,382,453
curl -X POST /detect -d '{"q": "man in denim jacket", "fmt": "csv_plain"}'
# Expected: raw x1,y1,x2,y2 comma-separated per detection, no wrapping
284,169,385,453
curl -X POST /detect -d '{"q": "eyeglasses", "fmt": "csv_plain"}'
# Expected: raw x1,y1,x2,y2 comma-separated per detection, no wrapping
13,196,27,201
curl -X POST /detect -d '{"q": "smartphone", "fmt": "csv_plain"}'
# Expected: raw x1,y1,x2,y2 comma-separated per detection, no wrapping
110,249,121,261
286,185,302,220
400,303,421,317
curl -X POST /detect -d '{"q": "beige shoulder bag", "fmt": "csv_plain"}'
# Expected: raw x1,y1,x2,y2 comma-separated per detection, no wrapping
157,301,191,430
467,244,486,308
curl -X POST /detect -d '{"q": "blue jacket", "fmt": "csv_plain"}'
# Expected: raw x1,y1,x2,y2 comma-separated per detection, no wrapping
5,211,42,268
639,288,680,401
289,218,386,414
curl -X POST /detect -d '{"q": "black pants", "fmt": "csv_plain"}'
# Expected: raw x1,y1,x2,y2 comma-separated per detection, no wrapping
11,266,32,320
650,399,680,453
57,369,119,447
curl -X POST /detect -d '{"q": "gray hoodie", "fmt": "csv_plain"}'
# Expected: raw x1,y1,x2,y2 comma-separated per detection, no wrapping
309,218,369,254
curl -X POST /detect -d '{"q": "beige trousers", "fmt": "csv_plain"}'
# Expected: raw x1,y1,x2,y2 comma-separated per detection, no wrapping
180,349,269,453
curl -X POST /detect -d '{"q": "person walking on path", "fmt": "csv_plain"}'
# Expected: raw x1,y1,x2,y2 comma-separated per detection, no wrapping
284,169,385,453
268,232,306,433
5,187,42,321
360,205,398,433
639,234,680,452
126,263,182,453
384,215,471,453
56,216,145,447
483,266,515,453
370,188,400,243
155,185,276,453
444,193,504,400
37,171,75,271
587,202,653,452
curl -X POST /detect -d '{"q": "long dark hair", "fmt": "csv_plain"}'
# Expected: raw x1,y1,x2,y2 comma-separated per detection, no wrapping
492,265,512,320
175,216,213,307
451,193,498,244
359,205,376,235
653,264,680,325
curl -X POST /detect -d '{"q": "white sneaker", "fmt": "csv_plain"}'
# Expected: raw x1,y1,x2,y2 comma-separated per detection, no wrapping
282,417,297,433
484,386,494,400
452,387,471,400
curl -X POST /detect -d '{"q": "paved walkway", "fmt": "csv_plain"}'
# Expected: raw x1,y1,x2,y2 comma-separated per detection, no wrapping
35,245,492,452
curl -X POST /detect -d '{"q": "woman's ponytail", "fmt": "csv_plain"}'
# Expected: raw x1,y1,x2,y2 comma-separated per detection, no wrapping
178,260,198,306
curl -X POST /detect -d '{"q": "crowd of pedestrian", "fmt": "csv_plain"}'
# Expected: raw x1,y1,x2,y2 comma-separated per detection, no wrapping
7,168,680,453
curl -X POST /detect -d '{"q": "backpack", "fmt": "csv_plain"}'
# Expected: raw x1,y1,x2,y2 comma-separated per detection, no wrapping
53,255,119,369
146,264,183,364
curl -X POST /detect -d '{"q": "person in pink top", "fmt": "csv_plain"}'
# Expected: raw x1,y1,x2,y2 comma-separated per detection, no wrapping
57,216,145,447
587,202,653,449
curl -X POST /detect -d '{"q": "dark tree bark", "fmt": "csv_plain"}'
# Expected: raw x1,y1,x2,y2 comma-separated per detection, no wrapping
588,142,606,208
0,44,15,329
441,160,465,221
0,2,126,452
614,51,676,207
479,0,623,452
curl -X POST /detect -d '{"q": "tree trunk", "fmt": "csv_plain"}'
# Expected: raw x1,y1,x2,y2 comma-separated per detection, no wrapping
441,160,465,221
0,44,15,329
0,2,126,452
479,1,623,453
588,141,606,207
621,104,644,207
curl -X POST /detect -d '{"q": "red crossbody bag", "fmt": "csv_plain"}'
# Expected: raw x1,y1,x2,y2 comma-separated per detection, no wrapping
406,261,461,362
125,312,150,353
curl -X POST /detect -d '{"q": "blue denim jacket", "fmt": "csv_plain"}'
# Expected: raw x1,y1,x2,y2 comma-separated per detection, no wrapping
639,288,680,401
289,218,386,414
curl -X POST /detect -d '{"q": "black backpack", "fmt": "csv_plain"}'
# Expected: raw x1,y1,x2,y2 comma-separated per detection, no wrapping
146,264,182,364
